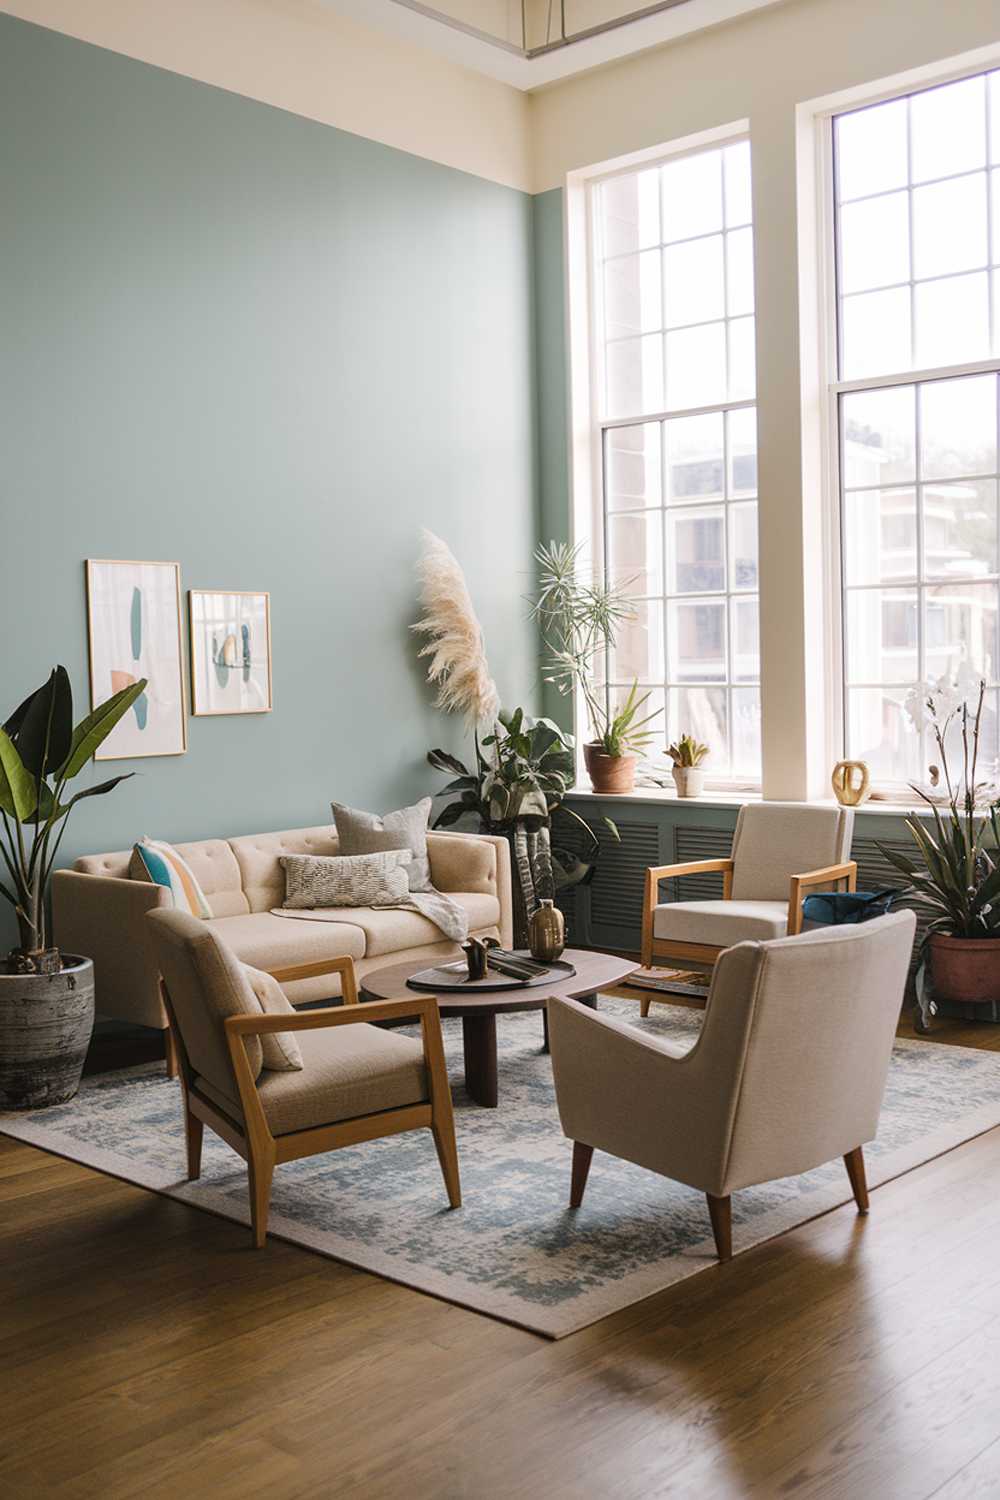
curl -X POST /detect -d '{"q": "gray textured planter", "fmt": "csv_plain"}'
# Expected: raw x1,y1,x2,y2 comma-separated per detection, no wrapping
0,955,95,1110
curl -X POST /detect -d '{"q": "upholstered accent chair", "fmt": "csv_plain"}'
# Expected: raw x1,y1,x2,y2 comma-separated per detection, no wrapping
147,909,460,1248
640,802,857,1011
550,909,916,1260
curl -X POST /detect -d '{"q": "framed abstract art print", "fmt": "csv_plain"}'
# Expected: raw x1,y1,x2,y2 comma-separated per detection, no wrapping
85,559,187,760
188,590,272,715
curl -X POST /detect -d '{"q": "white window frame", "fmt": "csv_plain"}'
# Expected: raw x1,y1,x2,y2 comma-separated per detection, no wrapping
565,119,761,792
805,45,1000,798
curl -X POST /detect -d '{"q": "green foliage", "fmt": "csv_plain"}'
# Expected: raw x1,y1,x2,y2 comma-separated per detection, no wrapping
428,709,616,889
599,682,658,758
0,669,146,965
532,541,656,759
429,709,575,831
667,734,710,768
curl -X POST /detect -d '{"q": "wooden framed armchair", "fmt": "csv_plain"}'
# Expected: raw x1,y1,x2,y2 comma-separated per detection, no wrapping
147,909,460,1248
640,802,857,1011
551,910,916,1260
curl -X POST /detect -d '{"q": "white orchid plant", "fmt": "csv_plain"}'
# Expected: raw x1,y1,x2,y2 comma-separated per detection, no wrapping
902,662,992,806
881,664,1000,947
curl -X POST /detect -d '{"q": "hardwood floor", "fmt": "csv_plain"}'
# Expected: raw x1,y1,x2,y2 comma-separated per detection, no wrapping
2,994,1000,1499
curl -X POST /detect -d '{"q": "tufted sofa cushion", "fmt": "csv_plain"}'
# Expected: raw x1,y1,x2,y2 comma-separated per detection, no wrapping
228,826,341,913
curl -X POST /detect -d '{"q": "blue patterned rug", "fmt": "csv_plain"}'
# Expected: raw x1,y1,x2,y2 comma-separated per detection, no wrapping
4,997,1000,1337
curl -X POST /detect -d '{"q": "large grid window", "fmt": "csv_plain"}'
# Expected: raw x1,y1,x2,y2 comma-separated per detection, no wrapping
834,71,1000,785
593,139,761,782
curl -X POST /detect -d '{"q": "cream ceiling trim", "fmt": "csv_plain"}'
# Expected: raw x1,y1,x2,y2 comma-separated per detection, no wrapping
0,0,533,191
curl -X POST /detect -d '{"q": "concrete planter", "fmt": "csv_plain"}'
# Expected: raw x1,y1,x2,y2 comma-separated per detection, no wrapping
929,935,1000,1006
672,766,705,798
0,955,95,1110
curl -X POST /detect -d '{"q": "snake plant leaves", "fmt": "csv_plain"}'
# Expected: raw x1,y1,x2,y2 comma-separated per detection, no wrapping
56,679,148,781
0,729,38,821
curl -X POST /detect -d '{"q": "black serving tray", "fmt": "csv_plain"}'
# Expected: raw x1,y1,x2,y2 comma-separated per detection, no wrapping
406,955,577,993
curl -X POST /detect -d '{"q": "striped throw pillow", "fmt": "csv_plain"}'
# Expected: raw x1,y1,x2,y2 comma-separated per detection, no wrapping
132,837,213,919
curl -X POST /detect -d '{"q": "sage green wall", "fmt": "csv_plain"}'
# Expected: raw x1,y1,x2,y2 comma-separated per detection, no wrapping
531,187,572,730
0,14,540,945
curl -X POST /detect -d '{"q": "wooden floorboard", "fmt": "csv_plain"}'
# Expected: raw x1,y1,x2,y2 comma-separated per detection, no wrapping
2,1000,1000,1497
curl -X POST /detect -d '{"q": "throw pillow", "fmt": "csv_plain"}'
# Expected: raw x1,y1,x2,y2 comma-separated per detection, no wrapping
332,798,433,892
280,849,412,910
131,837,213,919
242,965,304,1072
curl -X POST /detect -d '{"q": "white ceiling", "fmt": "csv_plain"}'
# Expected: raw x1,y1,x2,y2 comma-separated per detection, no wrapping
321,0,789,90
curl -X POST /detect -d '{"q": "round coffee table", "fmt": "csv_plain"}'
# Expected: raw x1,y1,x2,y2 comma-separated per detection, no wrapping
360,948,638,1108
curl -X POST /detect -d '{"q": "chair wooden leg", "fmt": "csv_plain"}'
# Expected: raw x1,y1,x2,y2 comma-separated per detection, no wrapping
570,1141,594,1208
707,1193,732,1261
247,1149,275,1249
164,1026,179,1079
640,995,652,1018
844,1146,869,1214
431,1120,462,1209
184,1107,204,1180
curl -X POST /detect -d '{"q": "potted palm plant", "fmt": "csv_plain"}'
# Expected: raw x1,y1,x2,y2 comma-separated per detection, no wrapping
880,668,1000,1030
0,667,146,1108
533,541,658,795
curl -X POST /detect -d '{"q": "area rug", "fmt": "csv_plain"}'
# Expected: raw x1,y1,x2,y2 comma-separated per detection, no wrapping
4,998,1000,1338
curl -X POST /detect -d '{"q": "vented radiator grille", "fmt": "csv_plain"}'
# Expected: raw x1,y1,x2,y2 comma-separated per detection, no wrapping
559,813,927,978
554,818,660,950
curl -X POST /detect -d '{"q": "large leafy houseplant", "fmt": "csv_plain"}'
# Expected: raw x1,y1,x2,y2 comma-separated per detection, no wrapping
428,709,616,945
0,667,146,972
878,669,1000,1029
532,541,658,793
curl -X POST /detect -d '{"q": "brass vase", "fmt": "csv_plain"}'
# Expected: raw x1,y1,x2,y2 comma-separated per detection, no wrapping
528,899,565,963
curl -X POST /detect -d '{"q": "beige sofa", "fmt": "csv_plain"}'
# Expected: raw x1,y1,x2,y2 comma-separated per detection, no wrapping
52,825,513,1033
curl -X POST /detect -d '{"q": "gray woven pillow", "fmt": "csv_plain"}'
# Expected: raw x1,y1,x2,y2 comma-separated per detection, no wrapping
332,798,433,892
281,850,412,910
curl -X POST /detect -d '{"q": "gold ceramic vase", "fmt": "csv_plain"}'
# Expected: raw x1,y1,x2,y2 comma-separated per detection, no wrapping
528,899,565,962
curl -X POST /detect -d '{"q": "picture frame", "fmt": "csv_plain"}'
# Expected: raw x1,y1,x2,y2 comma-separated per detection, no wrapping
188,590,273,716
85,559,187,760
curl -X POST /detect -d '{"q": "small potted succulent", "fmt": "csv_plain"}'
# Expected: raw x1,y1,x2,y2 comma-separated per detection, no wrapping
667,734,709,797
533,541,657,795
0,667,146,1109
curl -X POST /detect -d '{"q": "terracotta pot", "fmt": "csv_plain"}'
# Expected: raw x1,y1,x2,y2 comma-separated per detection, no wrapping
928,934,1000,1005
672,766,705,798
583,744,637,794
0,955,95,1110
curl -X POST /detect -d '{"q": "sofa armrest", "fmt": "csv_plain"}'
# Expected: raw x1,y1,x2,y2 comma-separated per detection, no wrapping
51,869,171,1029
427,830,513,947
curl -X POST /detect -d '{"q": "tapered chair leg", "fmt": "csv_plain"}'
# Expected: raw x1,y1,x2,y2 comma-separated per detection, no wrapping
184,1107,204,1180
164,1026,179,1080
844,1146,869,1214
640,996,652,1019
570,1141,594,1208
248,1150,275,1249
707,1193,732,1262
432,1120,462,1209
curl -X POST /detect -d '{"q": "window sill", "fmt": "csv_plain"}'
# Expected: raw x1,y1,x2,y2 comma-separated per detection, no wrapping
564,785,937,817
